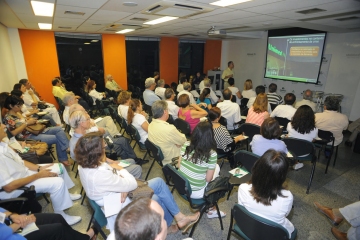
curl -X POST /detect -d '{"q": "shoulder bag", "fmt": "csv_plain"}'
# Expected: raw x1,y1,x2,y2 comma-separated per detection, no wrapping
204,176,230,203
26,123,46,136
128,179,154,200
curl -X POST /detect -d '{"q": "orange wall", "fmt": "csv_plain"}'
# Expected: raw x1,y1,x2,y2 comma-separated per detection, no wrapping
18,29,59,107
102,34,127,90
160,37,179,85
203,40,222,74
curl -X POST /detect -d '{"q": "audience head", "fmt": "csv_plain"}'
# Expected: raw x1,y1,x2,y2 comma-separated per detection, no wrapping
196,72,201,78
117,91,132,105
4,95,24,110
170,82,177,92
10,90,23,98
86,80,96,92
253,93,268,113
183,82,191,91
13,83,26,93
178,94,190,108
203,79,211,88
284,93,296,105
255,85,266,95
179,77,187,84
69,103,85,116
52,78,60,86
157,79,165,88
208,107,221,122
260,117,282,140
164,88,175,100
106,74,113,81
291,105,315,134
145,78,156,90
0,92,10,109
228,78,235,86
303,89,313,100
250,149,289,205
199,88,210,102
268,83,277,93
19,79,31,89
154,71,160,80
75,131,104,169
228,61,234,69
114,197,166,240
127,99,142,124
244,79,253,90
69,110,89,129
152,100,168,120
324,96,340,111
83,76,90,83
223,88,232,101
63,92,77,106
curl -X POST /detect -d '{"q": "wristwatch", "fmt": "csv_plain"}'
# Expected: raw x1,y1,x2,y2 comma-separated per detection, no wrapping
37,166,41,172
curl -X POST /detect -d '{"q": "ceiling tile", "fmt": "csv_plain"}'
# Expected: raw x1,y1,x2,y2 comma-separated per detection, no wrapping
53,17,85,26
196,9,258,22
56,0,108,9
55,5,98,19
89,10,132,22
16,14,52,23
6,0,34,14
100,0,160,13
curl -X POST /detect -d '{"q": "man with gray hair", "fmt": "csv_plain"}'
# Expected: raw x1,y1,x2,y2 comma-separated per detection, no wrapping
177,82,196,104
105,74,123,92
165,88,179,120
155,79,166,99
295,89,316,112
143,78,160,106
315,96,348,146
148,100,186,165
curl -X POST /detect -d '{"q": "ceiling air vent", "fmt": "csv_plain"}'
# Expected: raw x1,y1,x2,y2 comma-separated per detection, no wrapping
58,26,72,29
300,10,360,21
176,33,198,37
64,10,85,16
105,29,117,31
296,8,326,15
130,17,149,21
335,16,359,21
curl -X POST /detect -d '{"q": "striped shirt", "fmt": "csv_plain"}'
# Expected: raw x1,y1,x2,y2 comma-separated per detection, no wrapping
213,125,233,152
179,141,217,191
267,92,283,105
246,107,269,126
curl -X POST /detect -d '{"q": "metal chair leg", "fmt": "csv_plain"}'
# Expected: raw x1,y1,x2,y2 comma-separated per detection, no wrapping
227,185,234,200
145,159,156,180
43,194,50,203
333,146,339,167
188,206,207,238
306,161,316,194
81,192,86,205
214,202,224,230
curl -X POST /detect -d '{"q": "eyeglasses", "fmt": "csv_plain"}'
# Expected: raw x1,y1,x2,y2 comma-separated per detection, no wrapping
80,118,90,122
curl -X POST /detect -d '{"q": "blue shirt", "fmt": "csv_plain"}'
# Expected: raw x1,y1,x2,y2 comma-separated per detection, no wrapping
143,89,160,106
0,207,26,240
250,135,288,156
196,98,211,112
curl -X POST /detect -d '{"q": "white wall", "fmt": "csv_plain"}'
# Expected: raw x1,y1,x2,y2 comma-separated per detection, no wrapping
221,32,360,121
0,24,19,92
8,28,28,80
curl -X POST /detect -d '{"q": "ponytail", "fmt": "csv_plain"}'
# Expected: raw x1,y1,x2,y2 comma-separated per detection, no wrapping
199,88,210,102
127,99,141,124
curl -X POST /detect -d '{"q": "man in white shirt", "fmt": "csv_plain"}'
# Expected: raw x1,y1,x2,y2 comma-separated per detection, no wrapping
176,77,187,93
143,78,160,106
105,74,123,92
217,89,241,131
222,61,234,89
177,82,196,105
203,79,219,104
270,93,297,120
20,79,62,125
247,85,272,114
154,79,166,99
165,88,179,120
295,89,317,112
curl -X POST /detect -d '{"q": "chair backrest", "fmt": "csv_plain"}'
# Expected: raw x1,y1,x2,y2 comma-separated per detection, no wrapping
275,117,290,129
88,198,107,228
232,204,291,240
219,116,227,127
270,103,278,111
145,139,164,166
233,149,259,173
129,125,141,142
231,95,236,102
317,129,335,146
282,137,315,158
118,115,130,134
162,164,192,197
143,103,153,117
115,114,124,129
174,118,191,136
238,123,260,142
167,114,174,125
241,98,249,107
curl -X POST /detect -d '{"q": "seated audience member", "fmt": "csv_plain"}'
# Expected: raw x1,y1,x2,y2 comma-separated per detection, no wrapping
19,79,62,125
105,74,123,92
287,105,318,142
345,117,360,147
238,149,295,239
209,107,244,156
164,88,179,120
86,80,108,105
176,77,187,93
0,124,81,225
148,100,187,165
242,79,256,99
295,89,316,112
0,207,97,240
117,90,132,121
203,78,220,104
177,82,196,105
3,95,72,166
193,71,202,86
315,96,348,146
0,92,10,118
189,75,195,90
314,201,360,240
247,85,272,113
217,88,241,131
199,79,205,92
228,78,242,105
68,109,145,167
267,83,283,105
178,122,225,219
270,93,297,120
143,78,160,106
246,93,270,126
196,88,212,112
154,71,160,82
155,79,166,99
127,99,149,145
178,94,208,133
75,132,200,232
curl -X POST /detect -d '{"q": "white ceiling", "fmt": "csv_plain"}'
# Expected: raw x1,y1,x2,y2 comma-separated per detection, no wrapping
0,0,359,39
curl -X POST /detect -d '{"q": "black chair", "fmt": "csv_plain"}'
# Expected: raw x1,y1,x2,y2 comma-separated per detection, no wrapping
174,118,191,137
274,117,290,133
127,125,147,152
143,103,153,117
314,129,338,174
227,204,297,240
54,96,65,117
240,98,249,109
144,139,164,180
237,123,261,150
270,103,278,111
162,164,229,237
231,95,236,103
283,137,317,194
219,116,227,127
167,114,174,125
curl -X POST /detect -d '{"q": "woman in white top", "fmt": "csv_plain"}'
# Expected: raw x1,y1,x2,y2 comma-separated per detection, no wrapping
127,99,149,145
227,77,242,105
117,91,131,121
238,149,295,239
287,105,318,142
86,80,106,105
242,79,257,99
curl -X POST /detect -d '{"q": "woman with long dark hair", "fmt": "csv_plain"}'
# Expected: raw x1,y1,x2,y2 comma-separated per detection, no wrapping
178,121,225,219
196,88,212,112
287,105,318,142
238,149,295,238
86,79,106,105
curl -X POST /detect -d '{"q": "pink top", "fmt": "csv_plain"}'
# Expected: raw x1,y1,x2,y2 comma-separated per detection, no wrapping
246,106,268,126
179,108,200,133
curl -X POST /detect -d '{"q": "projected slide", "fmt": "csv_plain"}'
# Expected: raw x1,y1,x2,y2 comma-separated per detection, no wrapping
265,34,326,83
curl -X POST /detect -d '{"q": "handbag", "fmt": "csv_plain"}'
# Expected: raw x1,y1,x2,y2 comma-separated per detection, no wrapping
27,141,48,156
37,103,48,109
18,150,39,164
128,179,154,200
26,123,46,136
204,176,230,203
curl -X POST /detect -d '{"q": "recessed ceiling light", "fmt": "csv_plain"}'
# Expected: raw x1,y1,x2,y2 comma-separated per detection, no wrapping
31,1,54,17
116,29,135,34
144,16,178,25
38,23,52,29
91,40,99,42
210,0,252,7
84,42,91,45
123,2,138,7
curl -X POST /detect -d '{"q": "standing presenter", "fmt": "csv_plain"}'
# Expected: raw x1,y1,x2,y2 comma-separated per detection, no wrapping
222,61,234,89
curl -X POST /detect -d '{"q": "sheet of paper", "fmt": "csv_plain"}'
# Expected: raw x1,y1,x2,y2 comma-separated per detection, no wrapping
38,163,64,175
19,222,39,236
118,160,131,168
103,193,131,217
229,167,249,178
233,135,248,140
287,152,293,158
